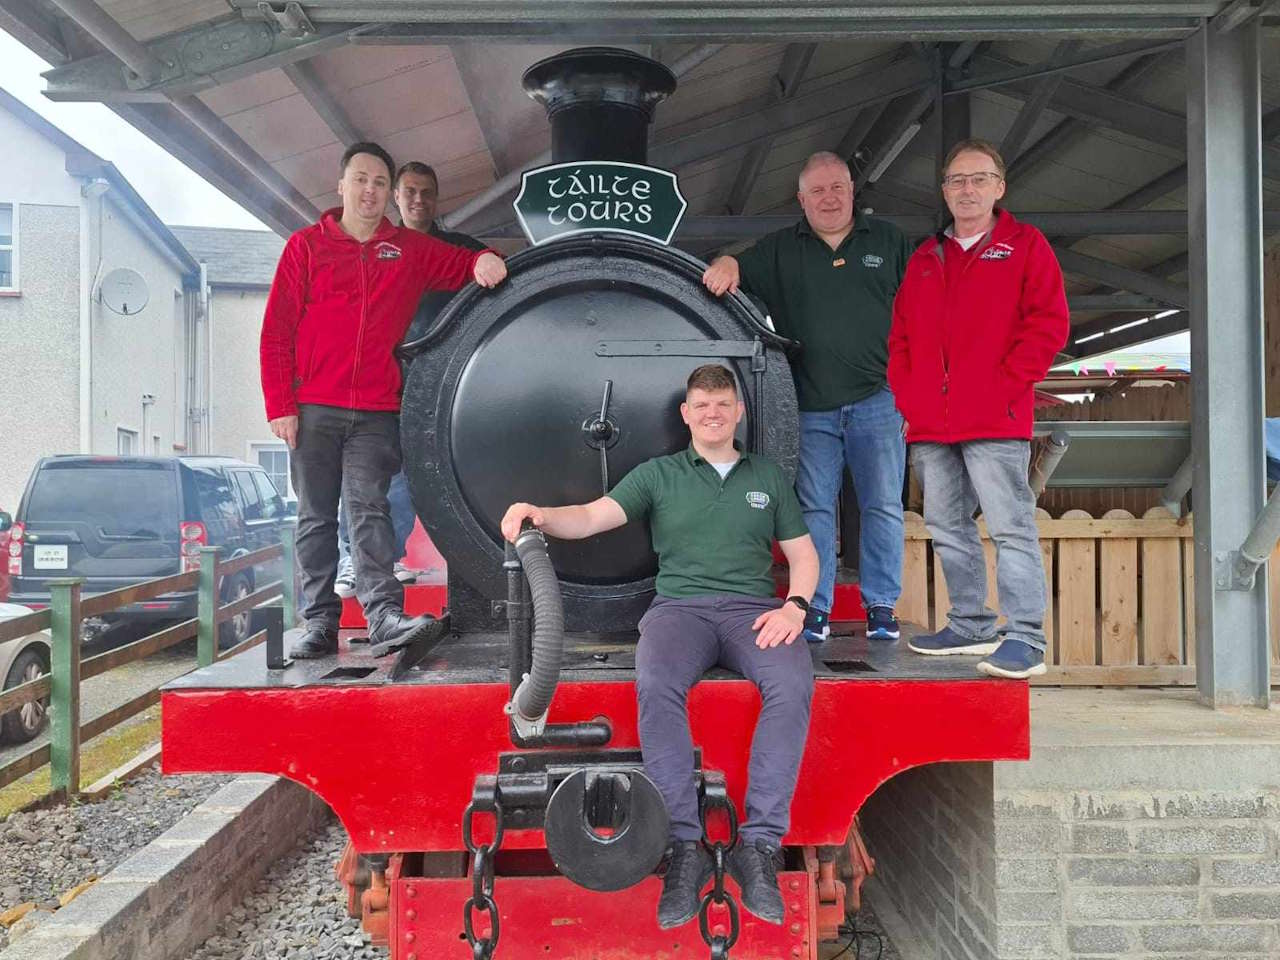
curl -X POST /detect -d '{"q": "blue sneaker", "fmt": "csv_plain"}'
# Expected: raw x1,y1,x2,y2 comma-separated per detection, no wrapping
803,607,830,643
977,638,1047,679
907,625,999,657
866,606,900,641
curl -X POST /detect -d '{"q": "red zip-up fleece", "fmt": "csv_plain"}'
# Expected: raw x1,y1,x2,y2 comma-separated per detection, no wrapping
260,208,490,421
887,209,1068,444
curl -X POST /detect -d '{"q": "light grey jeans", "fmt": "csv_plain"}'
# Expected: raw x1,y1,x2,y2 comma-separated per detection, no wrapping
911,440,1046,652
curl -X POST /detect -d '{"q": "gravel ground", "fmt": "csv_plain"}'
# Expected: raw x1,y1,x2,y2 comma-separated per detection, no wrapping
184,821,376,960
0,765,230,950
184,820,900,960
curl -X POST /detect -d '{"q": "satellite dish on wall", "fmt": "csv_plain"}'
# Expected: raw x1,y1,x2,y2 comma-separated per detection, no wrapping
99,268,150,316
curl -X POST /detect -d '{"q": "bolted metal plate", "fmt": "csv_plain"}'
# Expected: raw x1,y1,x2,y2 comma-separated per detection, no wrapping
180,22,275,76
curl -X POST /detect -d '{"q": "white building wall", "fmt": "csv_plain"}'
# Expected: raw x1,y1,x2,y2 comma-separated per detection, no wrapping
88,196,191,458
0,203,79,511
0,108,81,208
207,286,292,493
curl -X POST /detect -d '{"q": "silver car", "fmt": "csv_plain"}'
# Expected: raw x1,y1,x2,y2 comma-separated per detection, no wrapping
0,601,51,743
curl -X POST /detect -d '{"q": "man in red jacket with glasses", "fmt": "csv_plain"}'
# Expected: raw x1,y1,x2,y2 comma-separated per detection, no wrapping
887,139,1068,679
261,142,507,658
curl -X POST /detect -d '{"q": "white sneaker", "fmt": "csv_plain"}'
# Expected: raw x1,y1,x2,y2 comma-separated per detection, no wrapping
334,557,356,599
393,561,417,584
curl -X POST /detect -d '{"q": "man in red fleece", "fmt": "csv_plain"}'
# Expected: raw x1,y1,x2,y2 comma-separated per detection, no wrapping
887,139,1068,679
261,142,507,658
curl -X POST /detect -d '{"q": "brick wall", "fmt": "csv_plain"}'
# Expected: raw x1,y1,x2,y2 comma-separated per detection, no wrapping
2,776,331,960
862,762,1280,958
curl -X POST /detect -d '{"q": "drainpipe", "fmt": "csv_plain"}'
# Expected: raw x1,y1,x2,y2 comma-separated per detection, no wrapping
78,178,109,453
203,265,213,455
141,393,155,453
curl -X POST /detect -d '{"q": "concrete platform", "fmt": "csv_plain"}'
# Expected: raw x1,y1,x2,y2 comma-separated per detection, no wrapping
861,688,1280,960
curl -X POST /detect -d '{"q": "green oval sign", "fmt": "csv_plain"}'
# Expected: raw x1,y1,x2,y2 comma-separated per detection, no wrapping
513,161,687,246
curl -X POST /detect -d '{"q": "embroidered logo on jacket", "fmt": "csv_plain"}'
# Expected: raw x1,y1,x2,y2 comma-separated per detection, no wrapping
862,253,884,268
979,242,1014,261
746,491,770,510
376,242,402,260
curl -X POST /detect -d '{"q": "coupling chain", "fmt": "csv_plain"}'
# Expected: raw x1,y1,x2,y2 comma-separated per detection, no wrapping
697,781,741,960
462,777,505,960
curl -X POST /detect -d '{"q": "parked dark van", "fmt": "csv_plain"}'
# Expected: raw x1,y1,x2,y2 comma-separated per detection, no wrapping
8,456,293,648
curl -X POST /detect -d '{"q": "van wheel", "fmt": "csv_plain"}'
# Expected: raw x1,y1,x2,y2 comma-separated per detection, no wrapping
218,574,253,651
2,648,50,743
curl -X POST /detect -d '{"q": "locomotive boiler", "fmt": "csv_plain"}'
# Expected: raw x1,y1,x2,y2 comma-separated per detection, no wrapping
161,47,1030,960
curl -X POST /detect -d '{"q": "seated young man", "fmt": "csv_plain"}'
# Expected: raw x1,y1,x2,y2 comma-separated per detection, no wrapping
501,364,819,929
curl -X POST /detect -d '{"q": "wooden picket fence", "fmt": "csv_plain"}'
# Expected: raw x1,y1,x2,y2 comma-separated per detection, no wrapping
900,508,1280,686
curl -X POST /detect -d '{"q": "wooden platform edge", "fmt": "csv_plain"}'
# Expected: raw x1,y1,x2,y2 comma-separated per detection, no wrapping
79,742,162,801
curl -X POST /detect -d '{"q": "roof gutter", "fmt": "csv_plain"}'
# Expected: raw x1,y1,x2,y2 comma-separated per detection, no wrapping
66,154,202,278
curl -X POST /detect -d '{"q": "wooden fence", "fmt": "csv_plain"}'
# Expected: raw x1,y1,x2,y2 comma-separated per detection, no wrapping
901,507,1280,686
0,534,296,801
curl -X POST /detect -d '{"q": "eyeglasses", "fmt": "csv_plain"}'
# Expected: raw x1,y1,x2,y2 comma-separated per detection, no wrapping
941,172,1003,190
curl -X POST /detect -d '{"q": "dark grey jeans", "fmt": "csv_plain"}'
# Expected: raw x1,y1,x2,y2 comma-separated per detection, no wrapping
911,439,1047,651
635,594,815,847
290,403,404,634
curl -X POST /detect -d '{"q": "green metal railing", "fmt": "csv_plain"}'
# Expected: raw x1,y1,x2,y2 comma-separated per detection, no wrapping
0,527,298,800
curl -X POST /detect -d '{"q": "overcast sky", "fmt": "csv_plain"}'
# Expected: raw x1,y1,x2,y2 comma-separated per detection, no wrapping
0,29,267,230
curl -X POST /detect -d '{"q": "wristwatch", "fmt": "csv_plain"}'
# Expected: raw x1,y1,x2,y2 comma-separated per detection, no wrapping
785,595,810,613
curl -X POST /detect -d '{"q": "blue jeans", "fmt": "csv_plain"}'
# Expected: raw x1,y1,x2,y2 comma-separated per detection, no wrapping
911,440,1046,652
795,388,906,613
338,468,416,564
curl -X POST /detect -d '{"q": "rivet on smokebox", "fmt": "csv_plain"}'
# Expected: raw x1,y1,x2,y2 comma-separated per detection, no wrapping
406,885,417,897
405,909,416,921
790,921,802,934
788,880,800,891
405,932,416,943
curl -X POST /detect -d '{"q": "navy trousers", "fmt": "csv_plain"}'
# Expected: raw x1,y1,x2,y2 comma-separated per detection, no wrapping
635,594,814,846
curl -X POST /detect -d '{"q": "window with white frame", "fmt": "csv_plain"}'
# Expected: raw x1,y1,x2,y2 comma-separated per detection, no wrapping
117,428,138,455
253,444,293,501
0,203,16,292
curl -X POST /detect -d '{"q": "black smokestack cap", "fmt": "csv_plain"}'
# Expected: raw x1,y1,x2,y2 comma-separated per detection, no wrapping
523,47,677,164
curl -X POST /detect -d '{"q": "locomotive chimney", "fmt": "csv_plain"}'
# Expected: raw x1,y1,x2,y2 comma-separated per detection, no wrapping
522,47,676,164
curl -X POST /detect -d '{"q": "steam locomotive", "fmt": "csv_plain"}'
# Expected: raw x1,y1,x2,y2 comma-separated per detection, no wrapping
161,47,1029,960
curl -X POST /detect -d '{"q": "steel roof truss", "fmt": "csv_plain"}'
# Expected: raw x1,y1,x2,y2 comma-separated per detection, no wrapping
42,16,362,102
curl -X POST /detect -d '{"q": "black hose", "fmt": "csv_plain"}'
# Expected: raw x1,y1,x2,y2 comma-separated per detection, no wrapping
513,527,565,722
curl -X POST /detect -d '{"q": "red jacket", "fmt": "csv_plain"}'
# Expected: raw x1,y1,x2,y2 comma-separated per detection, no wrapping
887,209,1068,443
260,209,488,420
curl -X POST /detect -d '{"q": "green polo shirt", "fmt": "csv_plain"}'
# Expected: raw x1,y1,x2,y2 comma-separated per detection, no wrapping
735,214,912,412
606,445,808,599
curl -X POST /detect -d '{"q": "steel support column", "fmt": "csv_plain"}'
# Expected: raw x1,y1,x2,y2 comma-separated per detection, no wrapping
1186,20,1269,707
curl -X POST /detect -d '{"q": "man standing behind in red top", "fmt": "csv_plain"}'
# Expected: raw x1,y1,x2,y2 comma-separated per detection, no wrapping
261,142,507,658
887,139,1067,679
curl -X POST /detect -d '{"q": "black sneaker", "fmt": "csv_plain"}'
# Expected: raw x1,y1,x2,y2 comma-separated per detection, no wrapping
726,838,785,924
291,626,338,659
367,612,447,656
866,605,901,641
802,607,830,643
657,841,713,930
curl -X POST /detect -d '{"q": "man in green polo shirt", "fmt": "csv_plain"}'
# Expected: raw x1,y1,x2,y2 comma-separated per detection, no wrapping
702,151,913,645
501,364,818,932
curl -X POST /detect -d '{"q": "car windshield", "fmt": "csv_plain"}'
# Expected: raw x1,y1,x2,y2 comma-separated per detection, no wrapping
26,463,179,539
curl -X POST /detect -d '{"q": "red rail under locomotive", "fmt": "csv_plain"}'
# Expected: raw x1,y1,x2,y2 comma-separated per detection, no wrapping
161,47,1030,960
